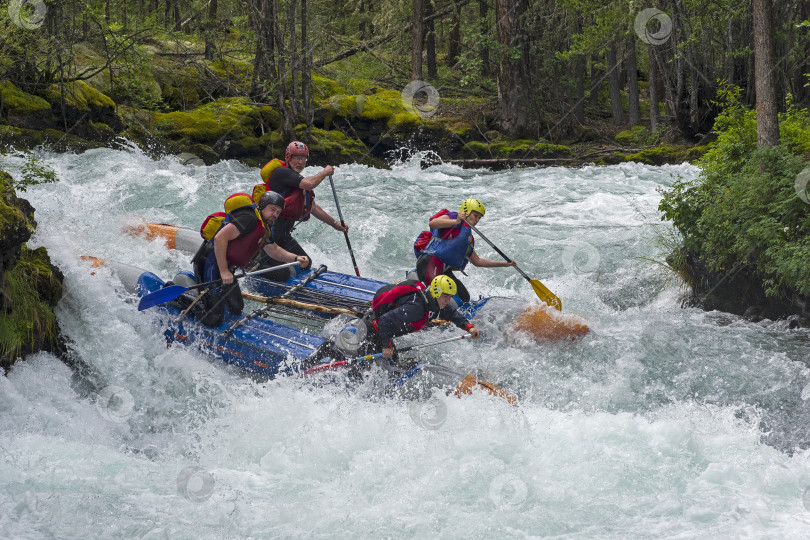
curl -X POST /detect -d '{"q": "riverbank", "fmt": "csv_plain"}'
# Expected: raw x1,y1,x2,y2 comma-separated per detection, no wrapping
0,40,707,170
0,170,64,369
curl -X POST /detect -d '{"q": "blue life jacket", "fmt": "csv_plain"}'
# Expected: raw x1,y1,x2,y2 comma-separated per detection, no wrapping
414,210,475,271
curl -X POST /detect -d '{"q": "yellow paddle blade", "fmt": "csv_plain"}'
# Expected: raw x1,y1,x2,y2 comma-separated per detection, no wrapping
529,279,562,311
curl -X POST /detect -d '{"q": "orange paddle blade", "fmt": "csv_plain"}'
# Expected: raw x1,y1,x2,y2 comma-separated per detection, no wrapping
454,375,518,406
122,223,182,249
511,303,589,342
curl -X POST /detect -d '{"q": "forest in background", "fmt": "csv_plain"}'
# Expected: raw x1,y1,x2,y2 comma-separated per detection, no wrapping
0,0,804,146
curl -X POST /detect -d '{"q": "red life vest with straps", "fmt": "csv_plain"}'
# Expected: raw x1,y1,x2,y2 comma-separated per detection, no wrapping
199,192,267,269
252,159,314,221
371,280,432,332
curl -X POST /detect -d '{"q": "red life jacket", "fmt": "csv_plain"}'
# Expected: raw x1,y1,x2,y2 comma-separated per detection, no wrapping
371,280,431,331
252,159,314,221
199,192,267,269
224,215,266,268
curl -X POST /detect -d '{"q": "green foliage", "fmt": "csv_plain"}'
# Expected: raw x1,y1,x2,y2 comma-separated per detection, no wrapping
0,151,58,192
0,246,60,365
658,85,810,296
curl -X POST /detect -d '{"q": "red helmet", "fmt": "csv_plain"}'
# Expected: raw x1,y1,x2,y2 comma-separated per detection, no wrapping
285,141,309,162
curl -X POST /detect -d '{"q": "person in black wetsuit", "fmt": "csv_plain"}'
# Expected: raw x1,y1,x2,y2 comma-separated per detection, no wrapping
310,275,480,369
191,191,310,327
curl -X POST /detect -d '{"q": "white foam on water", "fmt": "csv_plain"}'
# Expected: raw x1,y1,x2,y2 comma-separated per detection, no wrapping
3,149,810,537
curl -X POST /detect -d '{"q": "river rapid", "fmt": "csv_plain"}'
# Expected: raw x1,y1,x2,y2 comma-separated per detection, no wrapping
3,146,810,538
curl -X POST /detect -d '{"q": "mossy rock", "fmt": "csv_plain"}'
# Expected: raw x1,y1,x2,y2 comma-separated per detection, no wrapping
1,245,63,368
89,121,116,141
595,153,630,166
312,75,347,99
439,117,476,138
44,80,115,111
259,106,281,130
209,58,253,93
0,81,51,114
388,111,423,131
0,125,106,153
153,97,261,144
158,66,203,110
624,144,696,165
462,141,489,156
614,125,650,146
0,171,33,242
294,127,382,167
533,143,571,157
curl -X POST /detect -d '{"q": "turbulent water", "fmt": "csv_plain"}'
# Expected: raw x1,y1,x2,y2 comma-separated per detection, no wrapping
3,145,810,538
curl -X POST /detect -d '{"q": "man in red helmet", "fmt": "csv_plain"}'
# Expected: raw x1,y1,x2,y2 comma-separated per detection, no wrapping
259,141,348,271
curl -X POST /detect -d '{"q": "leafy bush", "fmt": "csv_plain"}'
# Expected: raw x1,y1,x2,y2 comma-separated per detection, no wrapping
0,152,59,192
658,85,810,296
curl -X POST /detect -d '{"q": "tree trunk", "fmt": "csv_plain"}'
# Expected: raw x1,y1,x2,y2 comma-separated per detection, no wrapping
494,0,529,136
412,0,423,80
648,44,660,132
572,13,585,123
425,0,437,78
590,53,603,108
204,0,218,60
479,0,490,77
359,0,369,39
752,0,779,146
288,0,299,120
798,2,810,104
447,1,461,68
249,0,271,100
607,46,624,126
302,0,312,131
626,37,641,126
272,0,293,140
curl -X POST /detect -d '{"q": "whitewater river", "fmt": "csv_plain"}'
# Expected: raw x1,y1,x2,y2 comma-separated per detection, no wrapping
3,145,810,538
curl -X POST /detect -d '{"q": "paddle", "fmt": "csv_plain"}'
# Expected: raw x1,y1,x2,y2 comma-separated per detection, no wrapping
223,264,328,337
302,333,472,375
462,218,562,311
137,262,300,311
327,175,361,277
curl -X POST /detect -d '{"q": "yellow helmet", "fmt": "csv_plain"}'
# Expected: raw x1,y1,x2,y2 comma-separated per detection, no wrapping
429,275,457,299
460,198,485,217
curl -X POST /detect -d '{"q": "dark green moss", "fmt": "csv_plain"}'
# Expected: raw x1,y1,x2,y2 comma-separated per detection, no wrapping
1,246,62,367
614,125,649,146
44,81,115,111
0,81,51,114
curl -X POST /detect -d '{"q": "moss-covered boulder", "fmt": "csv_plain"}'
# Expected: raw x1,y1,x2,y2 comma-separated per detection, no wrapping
312,75,348,100
460,139,571,159
0,171,34,266
624,144,707,165
0,172,64,369
43,80,122,135
614,125,650,146
0,80,54,131
153,97,261,145
297,126,382,167
1,245,64,369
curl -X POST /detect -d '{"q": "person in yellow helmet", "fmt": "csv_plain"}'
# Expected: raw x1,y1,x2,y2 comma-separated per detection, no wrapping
312,275,480,366
412,198,516,304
